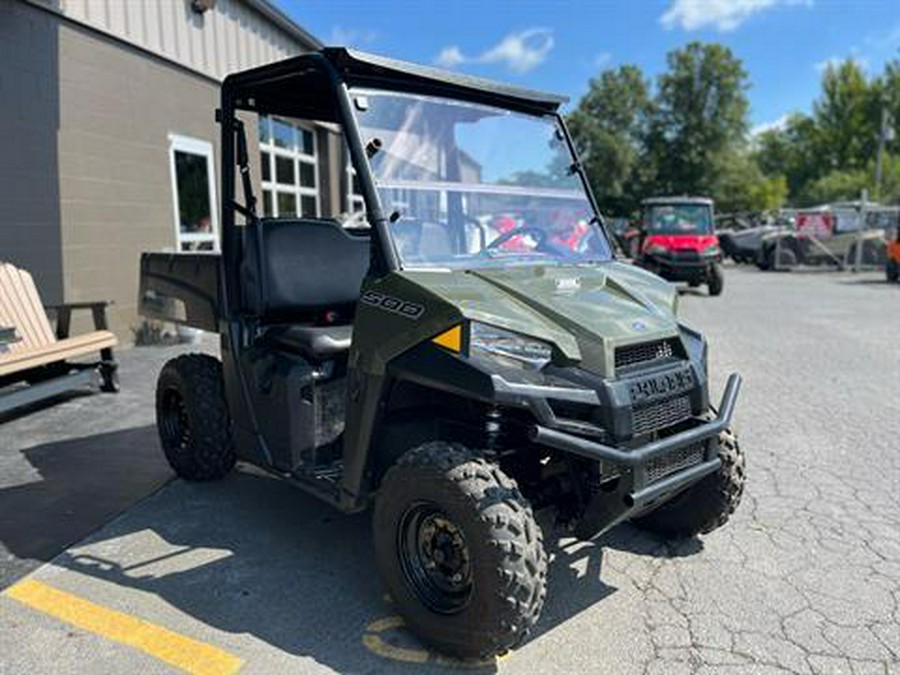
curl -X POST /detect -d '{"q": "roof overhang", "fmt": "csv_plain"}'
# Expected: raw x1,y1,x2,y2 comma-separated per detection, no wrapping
243,0,324,50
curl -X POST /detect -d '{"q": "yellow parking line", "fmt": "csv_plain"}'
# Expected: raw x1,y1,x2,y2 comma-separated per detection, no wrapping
4,579,242,675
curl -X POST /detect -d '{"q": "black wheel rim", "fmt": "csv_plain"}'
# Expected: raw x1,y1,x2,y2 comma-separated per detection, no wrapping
397,503,473,614
159,388,191,453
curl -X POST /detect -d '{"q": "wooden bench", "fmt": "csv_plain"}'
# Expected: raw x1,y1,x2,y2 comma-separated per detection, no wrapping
0,262,118,414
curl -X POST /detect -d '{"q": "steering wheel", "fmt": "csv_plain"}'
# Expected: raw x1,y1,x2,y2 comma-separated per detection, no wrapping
486,225,547,251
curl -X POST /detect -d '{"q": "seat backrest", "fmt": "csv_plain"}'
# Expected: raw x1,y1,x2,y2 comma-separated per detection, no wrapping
241,219,370,322
0,262,56,353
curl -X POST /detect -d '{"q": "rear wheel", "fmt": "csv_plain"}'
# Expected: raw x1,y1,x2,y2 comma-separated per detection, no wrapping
887,260,899,283
707,263,724,296
156,354,235,481
633,427,745,540
373,442,547,659
775,246,798,268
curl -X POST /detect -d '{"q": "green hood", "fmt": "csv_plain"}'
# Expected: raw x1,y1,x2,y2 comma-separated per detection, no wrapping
403,262,680,376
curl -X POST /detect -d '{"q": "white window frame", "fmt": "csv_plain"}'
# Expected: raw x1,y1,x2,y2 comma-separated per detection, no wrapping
167,133,219,252
259,115,320,218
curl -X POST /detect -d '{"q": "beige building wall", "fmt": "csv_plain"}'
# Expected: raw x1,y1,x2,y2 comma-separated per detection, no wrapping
54,18,226,338
1,1,345,341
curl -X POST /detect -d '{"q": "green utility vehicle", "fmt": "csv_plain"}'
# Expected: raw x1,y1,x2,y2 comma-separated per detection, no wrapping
139,49,745,659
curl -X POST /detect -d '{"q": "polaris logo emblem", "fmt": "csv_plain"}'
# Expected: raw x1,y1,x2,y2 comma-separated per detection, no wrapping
555,277,581,292
629,368,695,404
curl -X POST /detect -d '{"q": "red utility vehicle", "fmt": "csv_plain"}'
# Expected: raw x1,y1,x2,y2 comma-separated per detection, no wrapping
636,196,724,296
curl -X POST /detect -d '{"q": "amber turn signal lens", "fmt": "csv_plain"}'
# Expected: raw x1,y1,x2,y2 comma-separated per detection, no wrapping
431,324,462,353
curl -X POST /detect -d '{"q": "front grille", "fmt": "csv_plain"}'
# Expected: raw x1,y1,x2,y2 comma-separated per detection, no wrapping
615,339,676,372
632,395,691,436
646,442,705,483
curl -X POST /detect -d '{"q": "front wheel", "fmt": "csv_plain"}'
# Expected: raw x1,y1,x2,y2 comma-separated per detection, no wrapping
373,442,547,659
707,263,724,296
633,427,745,540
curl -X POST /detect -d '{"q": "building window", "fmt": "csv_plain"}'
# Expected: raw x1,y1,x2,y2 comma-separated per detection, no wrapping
259,115,319,218
168,134,218,251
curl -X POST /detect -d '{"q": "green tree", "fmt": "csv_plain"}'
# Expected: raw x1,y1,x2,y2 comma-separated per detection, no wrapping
799,168,869,204
709,150,786,212
652,42,750,196
813,60,880,173
753,113,819,200
565,65,653,214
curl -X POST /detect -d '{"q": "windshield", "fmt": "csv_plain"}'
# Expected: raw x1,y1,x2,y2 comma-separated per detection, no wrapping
645,204,713,234
351,90,611,269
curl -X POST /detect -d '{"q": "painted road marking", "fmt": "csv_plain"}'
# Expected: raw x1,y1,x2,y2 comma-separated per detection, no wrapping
4,579,243,675
361,614,507,669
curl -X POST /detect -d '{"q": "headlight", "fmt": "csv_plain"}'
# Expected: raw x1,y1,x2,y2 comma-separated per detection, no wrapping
702,245,721,257
469,322,552,370
679,324,707,377
646,244,669,255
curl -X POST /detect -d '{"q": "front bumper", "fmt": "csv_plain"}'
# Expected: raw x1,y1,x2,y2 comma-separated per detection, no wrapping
640,253,718,282
521,373,742,538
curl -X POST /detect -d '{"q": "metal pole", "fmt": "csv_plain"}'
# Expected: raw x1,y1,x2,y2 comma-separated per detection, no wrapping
854,189,867,272
874,106,887,200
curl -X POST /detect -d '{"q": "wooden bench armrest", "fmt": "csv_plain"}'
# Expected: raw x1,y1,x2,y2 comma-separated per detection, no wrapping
45,301,115,339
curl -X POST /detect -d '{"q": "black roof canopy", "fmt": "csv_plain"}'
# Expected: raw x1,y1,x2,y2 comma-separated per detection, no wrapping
223,47,569,121
642,196,715,207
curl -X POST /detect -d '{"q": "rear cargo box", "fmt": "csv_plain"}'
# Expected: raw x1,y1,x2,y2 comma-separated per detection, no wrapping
138,253,221,332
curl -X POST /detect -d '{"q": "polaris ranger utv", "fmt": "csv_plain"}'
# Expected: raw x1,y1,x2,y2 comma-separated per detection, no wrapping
636,196,725,295
139,48,745,659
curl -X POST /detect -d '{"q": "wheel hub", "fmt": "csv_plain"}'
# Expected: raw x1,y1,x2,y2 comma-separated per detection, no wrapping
398,505,473,614
160,389,191,452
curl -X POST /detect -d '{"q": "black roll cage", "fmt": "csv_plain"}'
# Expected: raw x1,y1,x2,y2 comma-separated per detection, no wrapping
216,48,610,320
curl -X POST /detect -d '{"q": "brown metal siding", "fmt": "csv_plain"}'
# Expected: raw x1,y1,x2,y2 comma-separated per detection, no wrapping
29,0,310,82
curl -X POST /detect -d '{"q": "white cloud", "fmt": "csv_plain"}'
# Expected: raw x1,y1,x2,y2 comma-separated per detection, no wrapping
814,54,869,74
660,0,812,33
863,20,900,56
593,52,612,69
328,26,378,48
435,46,465,68
751,114,789,137
434,29,554,74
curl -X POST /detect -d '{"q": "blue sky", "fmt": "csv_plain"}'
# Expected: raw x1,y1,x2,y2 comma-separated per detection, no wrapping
276,0,900,135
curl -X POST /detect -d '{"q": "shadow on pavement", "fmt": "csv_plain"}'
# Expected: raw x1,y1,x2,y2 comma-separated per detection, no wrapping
0,388,95,425
0,415,708,670
56,471,480,673
835,277,894,286
675,286,706,297
0,425,172,589
44,463,704,673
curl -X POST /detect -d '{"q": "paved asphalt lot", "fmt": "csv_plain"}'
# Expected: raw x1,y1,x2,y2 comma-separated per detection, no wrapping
1,266,898,674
